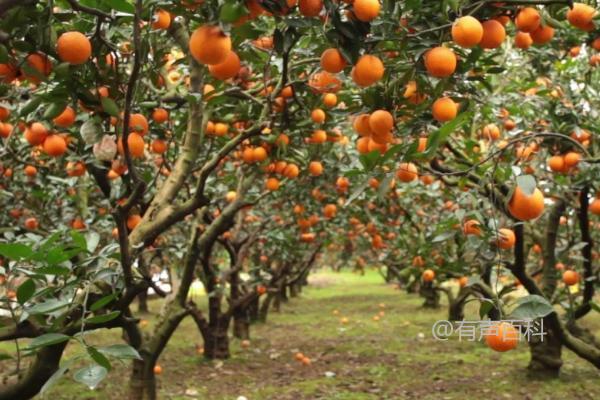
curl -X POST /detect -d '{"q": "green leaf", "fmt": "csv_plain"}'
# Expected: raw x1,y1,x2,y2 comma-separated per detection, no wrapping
17,279,36,304
101,97,120,117
0,352,12,361
0,243,33,260
20,97,43,117
220,1,248,23
516,175,536,196
102,0,134,14
27,299,69,315
87,346,112,371
43,103,67,120
479,300,495,319
35,266,71,275
0,44,8,63
509,295,554,320
85,311,120,324
90,293,117,312
70,230,87,250
27,333,70,349
98,344,142,360
73,365,107,389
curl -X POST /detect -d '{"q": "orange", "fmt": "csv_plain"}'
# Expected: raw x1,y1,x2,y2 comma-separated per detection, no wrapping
0,122,13,138
508,186,545,221
320,48,346,73
189,25,231,65
530,25,554,45
57,31,92,65
496,228,516,249
479,20,506,49
353,114,372,136
593,37,600,51
152,108,169,124
482,123,501,140
567,3,596,31
323,203,337,218
396,162,418,182
370,130,392,145
283,163,299,178
309,70,342,93
118,132,145,158
485,322,519,352
208,51,241,80
547,155,566,173
462,219,481,236
422,269,435,282
265,177,280,191
129,113,149,135
562,270,579,286
356,137,370,154
323,93,337,108
352,55,384,87
127,214,142,230
515,7,541,33
451,16,483,48
23,53,52,81
66,161,86,176
71,217,86,230
514,32,533,49
43,135,68,156
0,63,16,83
367,138,388,153
0,106,9,121
24,165,37,177
298,0,323,17
214,122,228,136
417,137,428,152
253,146,268,162
563,151,580,168
24,217,39,230
151,139,168,154
353,0,380,22
53,106,76,128
458,276,469,288
308,161,323,176
24,122,48,145
424,47,456,78
432,97,458,122
311,108,326,124
152,9,171,30
588,197,600,215
369,110,393,134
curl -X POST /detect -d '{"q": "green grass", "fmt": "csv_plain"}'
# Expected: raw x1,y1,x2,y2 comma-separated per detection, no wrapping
3,269,600,399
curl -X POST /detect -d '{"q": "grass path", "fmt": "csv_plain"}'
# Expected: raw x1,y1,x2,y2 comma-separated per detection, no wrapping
42,270,600,399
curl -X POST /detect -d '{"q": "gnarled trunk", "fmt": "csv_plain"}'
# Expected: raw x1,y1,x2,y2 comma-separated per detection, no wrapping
203,317,230,359
129,356,157,400
419,282,440,309
528,324,563,378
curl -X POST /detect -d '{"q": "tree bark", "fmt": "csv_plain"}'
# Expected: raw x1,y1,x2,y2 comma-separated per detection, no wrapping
419,282,440,309
528,324,563,378
137,290,149,313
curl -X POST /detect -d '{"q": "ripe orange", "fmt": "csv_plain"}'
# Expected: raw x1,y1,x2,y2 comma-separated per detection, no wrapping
424,47,456,78
323,203,337,218
353,0,380,22
432,97,458,122
323,93,337,108
24,217,39,230
369,110,393,134
265,177,280,191
458,276,469,288
153,364,162,375
129,113,149,135
482,123,501,140
567,3,596,31
353,114,373,136
283,163,299,178
152,9,171,30
563,151,580,168
356,137,370,154
189,26,231,65
496,228,516,249
367,137,388,153
352,55,384,87
485,322,519,352
508,186,545,221
208,51,241,80
452,16,483,48
462,219,481,236
66,161,86,176
151,139,168,154
43,135,68,156
589,197,600,215
24,53,52,80
0,106,9,121
0,122,13,138
298,0,323,17
417,137,428,152
152,108,169,124
57,32,92,65
515,7,541,33
396,162,418,182
118,132,145,158
308,161,323,176
71,217,86,230
562,270,579,286
548,155,566,173
479,20,506,49
514,32,533,49
214,123,228,136
422,269,435,282
0,63,16,83
320,48,346,73
530,25,554,45
24,165,37,177
24,122,48,145
53,106,76,128
127,214,142,230
311,108,326,124
253,146,268,162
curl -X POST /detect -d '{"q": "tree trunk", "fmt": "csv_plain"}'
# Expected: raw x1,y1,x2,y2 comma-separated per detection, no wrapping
448,288,470,321
203,317,230,359
258,293,273,322
138,290,149,313
248,295,259,322
233,316,250,340
129,356,157,400
419,282,440,309
528,324,563,378
289,283,299,298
